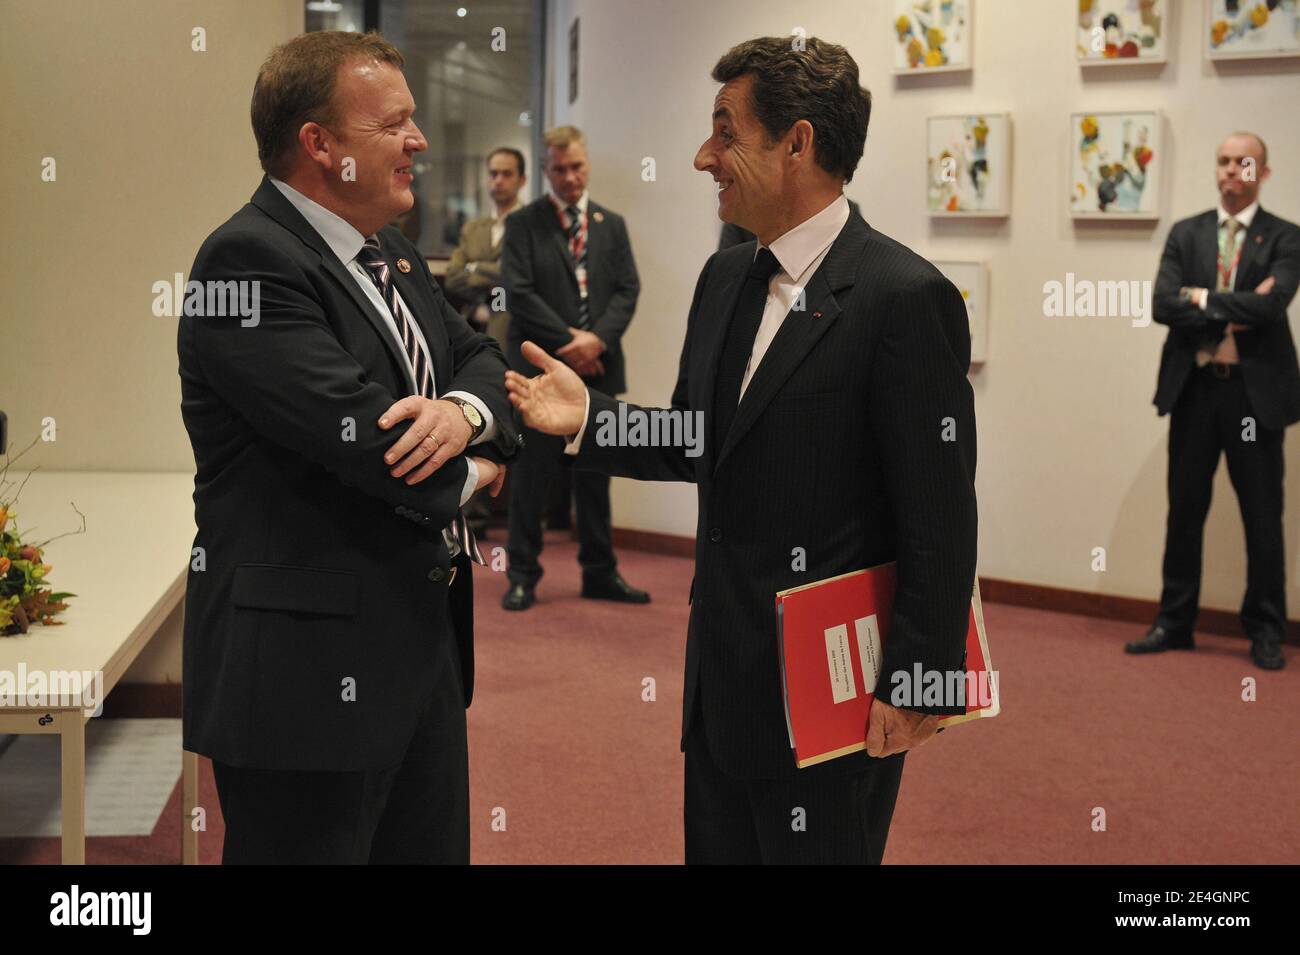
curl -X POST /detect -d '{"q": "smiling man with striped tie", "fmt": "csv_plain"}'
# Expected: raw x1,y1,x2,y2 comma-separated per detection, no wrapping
178,31,518,864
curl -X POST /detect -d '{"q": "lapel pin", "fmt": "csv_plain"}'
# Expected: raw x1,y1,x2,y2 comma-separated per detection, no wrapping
1255,235,1263,244
396,258,412,273
813,311,823,319
593,211,604,223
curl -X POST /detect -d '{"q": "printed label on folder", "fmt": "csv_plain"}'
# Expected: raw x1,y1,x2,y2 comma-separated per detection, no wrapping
824,624,857,704
855,614,882,693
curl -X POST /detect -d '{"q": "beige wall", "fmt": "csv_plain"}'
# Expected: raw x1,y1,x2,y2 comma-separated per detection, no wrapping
544,0,1300,617
1,0,303,475
3,0,304,680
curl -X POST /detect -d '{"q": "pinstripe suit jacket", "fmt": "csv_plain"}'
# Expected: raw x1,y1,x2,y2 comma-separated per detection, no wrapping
575,210,978,779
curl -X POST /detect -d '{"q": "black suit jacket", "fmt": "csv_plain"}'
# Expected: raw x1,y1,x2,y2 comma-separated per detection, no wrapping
1152,207,1300,430
178,177,518,772
502,195,640,395
575,211,978,780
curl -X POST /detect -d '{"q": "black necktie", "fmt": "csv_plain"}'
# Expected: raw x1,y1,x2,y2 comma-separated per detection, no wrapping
356,238,485,566
566,204,591,329
713,247,782,453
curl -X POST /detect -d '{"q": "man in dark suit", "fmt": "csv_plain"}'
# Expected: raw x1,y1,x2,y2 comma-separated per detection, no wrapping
499,125,650,610
504,38,977,864
178,31,517,863
1127,132,1298,670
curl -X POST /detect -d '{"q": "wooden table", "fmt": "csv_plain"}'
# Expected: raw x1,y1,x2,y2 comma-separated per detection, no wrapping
0,471,196,864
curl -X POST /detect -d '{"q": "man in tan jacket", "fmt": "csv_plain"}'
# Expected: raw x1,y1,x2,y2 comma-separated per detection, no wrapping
446,147,527,349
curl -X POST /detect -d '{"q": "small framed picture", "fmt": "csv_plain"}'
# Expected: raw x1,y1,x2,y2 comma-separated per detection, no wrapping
1077,0,1169,65
926,113,1010,217
1207,0,1300,60
893,0,973,74
1068,110,1162,220
932,260,989,366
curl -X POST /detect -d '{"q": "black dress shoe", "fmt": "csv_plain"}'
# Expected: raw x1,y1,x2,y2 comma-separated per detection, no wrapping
1124,625,1194,654
581,573,650,604
1250,636,1285,670
501,582,535,611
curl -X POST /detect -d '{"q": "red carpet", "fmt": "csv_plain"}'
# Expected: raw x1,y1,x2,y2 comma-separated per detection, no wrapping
3,531,1296,864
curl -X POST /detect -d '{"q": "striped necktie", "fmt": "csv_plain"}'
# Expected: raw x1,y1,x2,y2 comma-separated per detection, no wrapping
357,237,485,566
565,204,591,330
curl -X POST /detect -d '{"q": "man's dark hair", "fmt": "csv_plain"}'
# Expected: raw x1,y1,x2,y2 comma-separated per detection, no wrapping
711,36,871,184
487,147,526,178
252,31,405,179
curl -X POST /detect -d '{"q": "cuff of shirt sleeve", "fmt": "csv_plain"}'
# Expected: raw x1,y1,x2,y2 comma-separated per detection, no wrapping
1198,288,1209,310
563,389,592,456
443,390,497,444
460,457,478,506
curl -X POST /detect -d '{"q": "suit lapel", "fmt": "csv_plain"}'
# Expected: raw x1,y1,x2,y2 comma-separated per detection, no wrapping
1196,211,1220,291
250,178,412,386
693,251,749,474
710,214,870,475
1233,209,1269,290
541,198,578,285
586,201,608,301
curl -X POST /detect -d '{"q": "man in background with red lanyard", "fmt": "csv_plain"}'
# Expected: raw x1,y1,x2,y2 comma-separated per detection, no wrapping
1131,132,1300,669
500,125,650,610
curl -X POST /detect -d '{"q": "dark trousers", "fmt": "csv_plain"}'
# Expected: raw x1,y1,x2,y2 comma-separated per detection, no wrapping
212,637,469,864
1157,365,1288,641
506,423,616,586
683,698,906,865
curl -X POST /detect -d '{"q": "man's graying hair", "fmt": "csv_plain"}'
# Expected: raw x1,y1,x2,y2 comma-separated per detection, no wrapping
712,36,871,184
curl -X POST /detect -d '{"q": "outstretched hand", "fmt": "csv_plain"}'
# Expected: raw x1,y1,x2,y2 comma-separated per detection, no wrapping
504,340,589,437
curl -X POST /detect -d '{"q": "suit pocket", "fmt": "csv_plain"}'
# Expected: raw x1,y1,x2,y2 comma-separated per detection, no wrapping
231,563,360,618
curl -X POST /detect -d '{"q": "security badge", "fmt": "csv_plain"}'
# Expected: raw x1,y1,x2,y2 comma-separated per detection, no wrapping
396,258,412,273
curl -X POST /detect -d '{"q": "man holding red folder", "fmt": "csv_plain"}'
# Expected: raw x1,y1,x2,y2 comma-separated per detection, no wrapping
505,37,977,864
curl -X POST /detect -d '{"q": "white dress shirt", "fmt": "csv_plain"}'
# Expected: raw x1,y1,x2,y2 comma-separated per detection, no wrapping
269,177,495,505
489,199,524,248
564,193,851,454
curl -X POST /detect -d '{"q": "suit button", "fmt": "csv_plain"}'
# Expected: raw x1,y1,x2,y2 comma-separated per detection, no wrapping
428,568,446,582
395,506,407,515
421,516,432,525
709,527,722,543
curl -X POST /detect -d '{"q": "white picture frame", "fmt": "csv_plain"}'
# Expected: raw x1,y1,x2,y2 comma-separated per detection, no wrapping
1077,0,1170,65
892,0,973,74
1206,0,1300,60
926,113,1011,217
1068,110,1163,221
933,260,989,365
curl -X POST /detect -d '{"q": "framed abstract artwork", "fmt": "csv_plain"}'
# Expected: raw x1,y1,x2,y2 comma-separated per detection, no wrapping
932,260,988,365
1077,0,1169,64
1068,111,1162,220
1206,0,1300,60
893,0,973,73
926,113,1010,217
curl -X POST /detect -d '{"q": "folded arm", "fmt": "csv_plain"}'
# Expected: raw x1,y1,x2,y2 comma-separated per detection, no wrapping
187,231,485,528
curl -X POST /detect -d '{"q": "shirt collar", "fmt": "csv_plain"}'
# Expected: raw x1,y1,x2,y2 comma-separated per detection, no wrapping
495,199,524,223
1218,200,1259,230
756,194,851,283
269,176,372,265
550,190,589,216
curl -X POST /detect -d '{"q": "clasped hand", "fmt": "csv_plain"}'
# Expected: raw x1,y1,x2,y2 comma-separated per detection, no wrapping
556,327,606,378
377,396,504,495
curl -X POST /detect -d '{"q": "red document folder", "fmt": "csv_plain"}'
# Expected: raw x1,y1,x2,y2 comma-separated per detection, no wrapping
775,562,998,768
